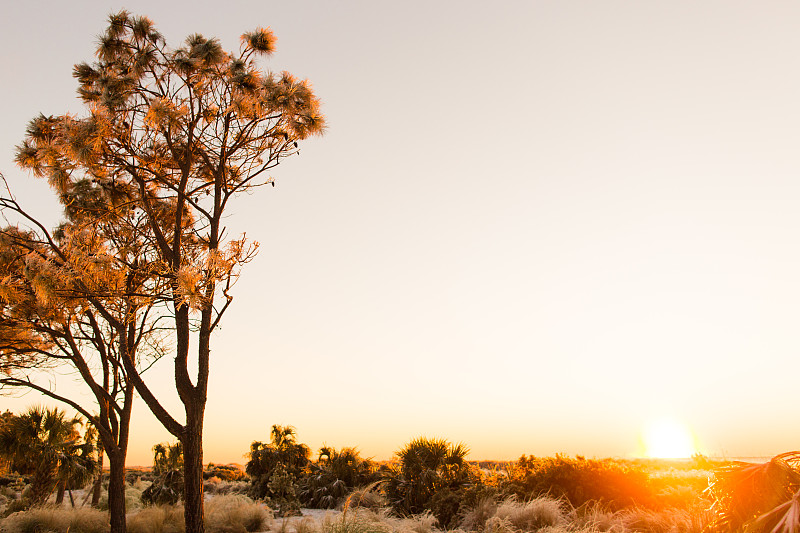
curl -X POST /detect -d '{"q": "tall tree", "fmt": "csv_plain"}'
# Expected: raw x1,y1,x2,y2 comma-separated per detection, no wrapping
11,11,324,533
0,186,167,532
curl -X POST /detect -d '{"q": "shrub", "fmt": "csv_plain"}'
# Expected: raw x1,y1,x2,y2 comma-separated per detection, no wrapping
246,425,309,515
139,441,184,506
0,505,109,533
503,455,655,509
205,464,247,482
141,470,183,506
384,437,476,527
301,447,380,509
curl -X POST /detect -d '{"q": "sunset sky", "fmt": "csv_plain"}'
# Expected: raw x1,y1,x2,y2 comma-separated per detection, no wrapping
2,1,800,466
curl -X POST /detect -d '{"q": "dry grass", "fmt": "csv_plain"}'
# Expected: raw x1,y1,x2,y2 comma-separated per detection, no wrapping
95,481,146,513
459,496,565,533
341,485,386,511
127,496,270,533
321,507,439,533
205,494,271,533
0,505,109,533
204,480,250,496
127,504,184,533
494,497,565,531
570,500,709,533
459,496,497,532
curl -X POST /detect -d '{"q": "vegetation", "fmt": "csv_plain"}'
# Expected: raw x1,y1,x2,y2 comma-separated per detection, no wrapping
3,8,323,533
300,447,380,510
142,442,185,506
705,451,800,532
4,431,800,533
0,407,95,509
384,437,476,528
246,425,311,516
503,454,656,509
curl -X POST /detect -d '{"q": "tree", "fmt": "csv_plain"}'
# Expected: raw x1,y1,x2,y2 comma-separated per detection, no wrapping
0,406,95,507
11,11,323,533
0,182,168,531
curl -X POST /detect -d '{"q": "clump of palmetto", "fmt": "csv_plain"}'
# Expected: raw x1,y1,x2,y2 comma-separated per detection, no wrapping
300,447,380,509
246,425,310,516
0,406,96,511
706,451,800,532
141,442,184,506
383,437,476,528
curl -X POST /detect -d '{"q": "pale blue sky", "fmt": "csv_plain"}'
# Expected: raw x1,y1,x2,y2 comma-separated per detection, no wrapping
2,1,800,464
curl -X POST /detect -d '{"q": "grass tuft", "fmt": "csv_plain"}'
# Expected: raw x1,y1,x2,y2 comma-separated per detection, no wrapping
1,505,109,533
126,503,184,533
205,494,271,533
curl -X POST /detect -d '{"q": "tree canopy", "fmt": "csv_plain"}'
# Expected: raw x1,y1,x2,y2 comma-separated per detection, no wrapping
3,11,324,533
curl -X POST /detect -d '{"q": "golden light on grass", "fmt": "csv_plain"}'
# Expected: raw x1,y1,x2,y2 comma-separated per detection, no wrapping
642,418,697,459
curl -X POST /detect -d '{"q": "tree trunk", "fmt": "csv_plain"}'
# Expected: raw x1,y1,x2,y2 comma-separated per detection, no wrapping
107,450,128,533
91,473,103,507
182,403,205,533
55,480,66,504
28,462,57,506
92,443,105,507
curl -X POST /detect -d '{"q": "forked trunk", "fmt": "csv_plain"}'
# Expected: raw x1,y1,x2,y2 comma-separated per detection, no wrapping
182,403,205,533
107,450,127,533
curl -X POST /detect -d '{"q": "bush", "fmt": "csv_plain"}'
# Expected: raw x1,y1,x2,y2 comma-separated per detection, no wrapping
205,464,247,482
503,455,655,509
141,470,183,506
384,437,476,528
301,447,380,509
246,425,309,515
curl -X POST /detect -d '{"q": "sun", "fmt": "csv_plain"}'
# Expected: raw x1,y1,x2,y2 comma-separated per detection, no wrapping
642,418,697,459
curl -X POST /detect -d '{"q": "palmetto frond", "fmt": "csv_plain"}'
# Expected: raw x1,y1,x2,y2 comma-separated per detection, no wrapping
707,452,800,532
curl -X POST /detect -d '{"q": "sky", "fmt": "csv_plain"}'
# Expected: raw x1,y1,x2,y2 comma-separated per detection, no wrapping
2,1,800,466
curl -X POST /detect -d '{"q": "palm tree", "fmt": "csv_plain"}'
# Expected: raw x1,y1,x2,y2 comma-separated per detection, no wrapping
54,425,97,506
0,406,95,507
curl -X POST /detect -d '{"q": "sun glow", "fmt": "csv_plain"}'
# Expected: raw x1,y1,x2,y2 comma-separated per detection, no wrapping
642,418,697,459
